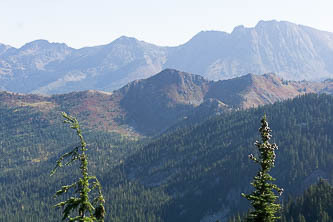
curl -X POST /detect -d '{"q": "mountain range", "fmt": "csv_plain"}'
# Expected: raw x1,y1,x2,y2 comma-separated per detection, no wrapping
2,19,333,221
1,68,333,136
1,20,333,94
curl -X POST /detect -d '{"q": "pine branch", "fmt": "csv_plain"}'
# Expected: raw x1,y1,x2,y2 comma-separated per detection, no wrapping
50,112,106,222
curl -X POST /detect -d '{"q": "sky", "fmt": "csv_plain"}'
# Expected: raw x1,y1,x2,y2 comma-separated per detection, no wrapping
1,0,332,49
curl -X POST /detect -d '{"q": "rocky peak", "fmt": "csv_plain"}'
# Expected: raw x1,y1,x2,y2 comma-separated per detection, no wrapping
0,43,12,56
255,19,285,28
187,31,229,45
21,39,52,49
119,69,209,104
112,36,139,45
19,39,71,53
231,25,247,34
150,69,206,85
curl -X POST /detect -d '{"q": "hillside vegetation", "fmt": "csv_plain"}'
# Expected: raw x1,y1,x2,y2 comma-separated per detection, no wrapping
1,93,333,221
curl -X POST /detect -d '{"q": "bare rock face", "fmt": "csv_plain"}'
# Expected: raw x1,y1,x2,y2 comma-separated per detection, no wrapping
166,20,333,82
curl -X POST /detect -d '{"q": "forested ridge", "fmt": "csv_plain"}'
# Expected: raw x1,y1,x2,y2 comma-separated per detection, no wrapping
281,179,333,222
1,93,333,221
0,103,142,221
120,93,333,221
228,180,333,222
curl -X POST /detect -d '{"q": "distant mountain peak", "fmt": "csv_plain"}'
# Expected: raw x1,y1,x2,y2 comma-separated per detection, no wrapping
113,36,139,45
232,20,297,34
19,39,71,52
149,69,207,85
191,30,228,40
150,68,181,79
0,43,12,48
0,43,13,55
21,39,50,48
255,19,297,27
155,68,181,76
2,20,333,94
256,19,278,26
154,68,188,77
231,24,246,33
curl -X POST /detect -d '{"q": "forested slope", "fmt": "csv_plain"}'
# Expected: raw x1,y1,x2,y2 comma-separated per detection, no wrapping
1,93,333,221
122,93,333,221
281,179,333,222
0,103,140,221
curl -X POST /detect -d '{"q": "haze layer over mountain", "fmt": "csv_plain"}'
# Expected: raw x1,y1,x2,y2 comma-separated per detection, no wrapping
1,20,333,94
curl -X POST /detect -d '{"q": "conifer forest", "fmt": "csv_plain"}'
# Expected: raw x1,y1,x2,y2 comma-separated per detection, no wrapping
1,93,333,221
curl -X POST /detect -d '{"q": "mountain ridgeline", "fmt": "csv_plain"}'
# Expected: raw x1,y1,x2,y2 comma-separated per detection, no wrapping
1,69,333,136
1,20,333,94
1,93,333,221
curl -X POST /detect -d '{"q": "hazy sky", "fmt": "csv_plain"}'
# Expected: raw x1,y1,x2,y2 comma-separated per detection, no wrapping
1,0,332,49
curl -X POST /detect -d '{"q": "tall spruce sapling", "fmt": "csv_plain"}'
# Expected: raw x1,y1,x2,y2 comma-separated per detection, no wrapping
242,115,283,222
50,112,105,222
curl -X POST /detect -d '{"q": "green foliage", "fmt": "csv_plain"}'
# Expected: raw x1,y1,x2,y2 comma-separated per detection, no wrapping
0,98,142,221
281,179,333,222
50,112,105,221
242,115,283,221
2,94,333,221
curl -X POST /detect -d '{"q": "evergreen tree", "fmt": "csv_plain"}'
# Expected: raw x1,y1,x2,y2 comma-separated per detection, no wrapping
242,115,283,222
50,112,106,222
